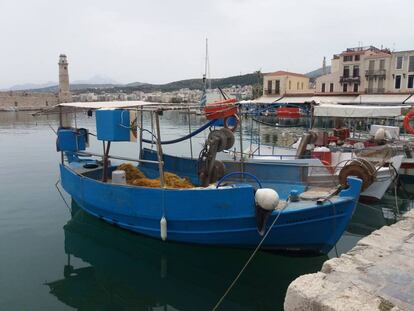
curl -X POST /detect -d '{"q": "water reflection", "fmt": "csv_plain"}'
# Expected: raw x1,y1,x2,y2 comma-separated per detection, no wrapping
46,202,328,311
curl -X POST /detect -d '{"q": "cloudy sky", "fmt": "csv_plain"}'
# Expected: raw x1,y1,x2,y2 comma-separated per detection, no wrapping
0,0,413,88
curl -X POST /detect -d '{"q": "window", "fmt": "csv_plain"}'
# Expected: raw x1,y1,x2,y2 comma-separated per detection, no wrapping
330,83,334,92
343,66,350,77
353,83,359,92
343,83,348,92
301,82,304,89
267,80,272,94
297,82,299,89
275,80,280,94
408,75,414,89
344,55,353,62
353,65,359,77
368,60,375,71
396,56,403,69
409,56,414,72
321,83,326,92
380,59,385,70
395,75,401,89
289,80,291,90
355,55,360,61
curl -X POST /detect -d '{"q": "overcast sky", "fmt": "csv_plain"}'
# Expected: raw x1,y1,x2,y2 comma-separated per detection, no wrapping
1,0,413,88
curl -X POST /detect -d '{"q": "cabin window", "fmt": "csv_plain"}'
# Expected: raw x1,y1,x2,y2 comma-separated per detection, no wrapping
408,75,414,88
409,56,414,72
395,75,402,89
330,83,334,92
321,83,326,92
343,83,348,92
396,56,403,70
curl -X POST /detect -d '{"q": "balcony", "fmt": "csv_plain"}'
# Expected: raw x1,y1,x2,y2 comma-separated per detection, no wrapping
263,89,280,95
365,69,386,78
340,75,361,84
365,88,385,94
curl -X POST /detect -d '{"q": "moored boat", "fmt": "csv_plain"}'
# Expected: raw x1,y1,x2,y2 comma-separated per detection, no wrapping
51,101,362,254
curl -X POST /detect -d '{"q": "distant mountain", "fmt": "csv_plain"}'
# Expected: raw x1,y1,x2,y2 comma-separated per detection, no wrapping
126,81,149,87
72,74,119,85
305,66,331,80
7,81,56,91
113,72,262,93
6,72,262,94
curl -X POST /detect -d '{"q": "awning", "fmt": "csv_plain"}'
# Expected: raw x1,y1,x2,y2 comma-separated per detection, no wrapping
275,96,315,104
404,95,414,104
250,96,282,104
313,96,357,104
58,101,160,109
313,103,408,118
351,94,411,105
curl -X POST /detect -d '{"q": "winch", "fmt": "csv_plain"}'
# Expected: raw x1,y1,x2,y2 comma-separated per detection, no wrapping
198,128,235,187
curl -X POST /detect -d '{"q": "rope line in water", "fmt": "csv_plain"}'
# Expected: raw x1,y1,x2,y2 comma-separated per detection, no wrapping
212,203,289,311
55,179,71,212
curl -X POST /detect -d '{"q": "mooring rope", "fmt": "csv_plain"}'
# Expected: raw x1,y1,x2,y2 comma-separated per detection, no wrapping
55,179,71,212
212,203,289,311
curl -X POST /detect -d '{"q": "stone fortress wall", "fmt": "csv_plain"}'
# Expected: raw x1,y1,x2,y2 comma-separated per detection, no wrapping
0,91,58,111
0,54,71,111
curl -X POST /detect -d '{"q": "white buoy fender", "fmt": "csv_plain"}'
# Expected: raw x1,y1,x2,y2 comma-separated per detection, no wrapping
255,188,280,211
160,216,167,241
374,128,385,141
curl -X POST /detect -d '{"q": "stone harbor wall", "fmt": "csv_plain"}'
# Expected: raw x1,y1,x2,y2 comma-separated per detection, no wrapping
0,91,58,111
284,209,414,311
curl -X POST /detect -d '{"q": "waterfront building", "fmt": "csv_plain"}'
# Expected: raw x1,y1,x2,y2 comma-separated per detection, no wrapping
389,50,414,93
316,46,414,95
263,71,311,97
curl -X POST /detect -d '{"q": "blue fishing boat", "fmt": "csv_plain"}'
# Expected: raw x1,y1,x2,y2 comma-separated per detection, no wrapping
53,101,362,254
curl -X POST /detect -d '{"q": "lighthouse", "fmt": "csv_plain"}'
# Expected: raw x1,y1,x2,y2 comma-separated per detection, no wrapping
58,54,72,103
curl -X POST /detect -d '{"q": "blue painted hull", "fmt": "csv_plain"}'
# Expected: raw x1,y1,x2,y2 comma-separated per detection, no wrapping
60,163,361,254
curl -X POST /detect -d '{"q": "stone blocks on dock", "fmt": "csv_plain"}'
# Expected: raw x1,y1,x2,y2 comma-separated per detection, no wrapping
284,209,414,311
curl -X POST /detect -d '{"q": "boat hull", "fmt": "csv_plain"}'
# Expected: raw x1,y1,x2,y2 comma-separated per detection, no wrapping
60,164,360,254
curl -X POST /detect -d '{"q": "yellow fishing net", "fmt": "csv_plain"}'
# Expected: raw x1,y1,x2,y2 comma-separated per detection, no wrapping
116,163,194,189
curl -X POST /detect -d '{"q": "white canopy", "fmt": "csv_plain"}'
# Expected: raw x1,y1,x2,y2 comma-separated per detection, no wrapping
404,95,414,104
58,101,162,109
313,103,409,118
351,94,411,105
250,96,282,104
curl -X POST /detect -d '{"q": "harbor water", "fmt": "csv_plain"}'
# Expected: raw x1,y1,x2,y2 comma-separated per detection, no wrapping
0,111,411,310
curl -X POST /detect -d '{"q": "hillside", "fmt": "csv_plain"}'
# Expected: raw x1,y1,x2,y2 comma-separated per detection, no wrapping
27,72,262,94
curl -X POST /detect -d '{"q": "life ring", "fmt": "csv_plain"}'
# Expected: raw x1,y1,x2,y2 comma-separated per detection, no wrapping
403,110,414,134
223,114,239,132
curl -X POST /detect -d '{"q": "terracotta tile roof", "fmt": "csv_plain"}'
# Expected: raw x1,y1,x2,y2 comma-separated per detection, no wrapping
264,70,308,78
